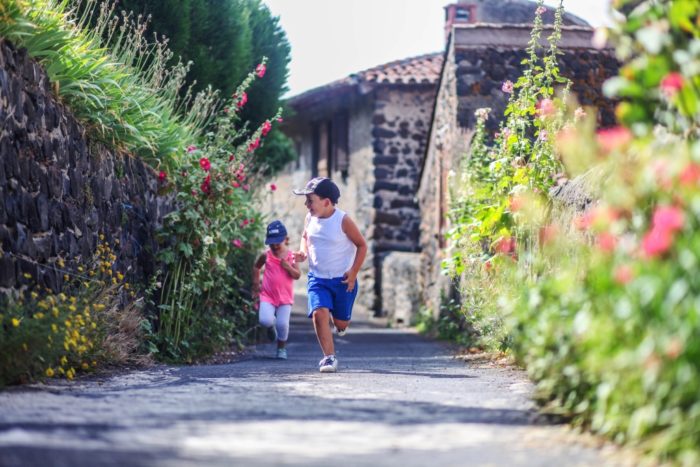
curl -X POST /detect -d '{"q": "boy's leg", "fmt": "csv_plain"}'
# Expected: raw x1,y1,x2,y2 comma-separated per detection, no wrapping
330,278,358,334
312,307,335,356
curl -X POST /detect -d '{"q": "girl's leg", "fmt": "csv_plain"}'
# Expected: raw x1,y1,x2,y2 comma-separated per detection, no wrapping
275,304,292,348
258,301,276,328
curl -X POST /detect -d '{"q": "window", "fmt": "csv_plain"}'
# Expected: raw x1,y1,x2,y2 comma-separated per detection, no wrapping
311,111,349,180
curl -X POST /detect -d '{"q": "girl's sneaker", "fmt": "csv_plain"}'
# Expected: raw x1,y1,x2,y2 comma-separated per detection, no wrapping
319,355,338,373
276,348,288,360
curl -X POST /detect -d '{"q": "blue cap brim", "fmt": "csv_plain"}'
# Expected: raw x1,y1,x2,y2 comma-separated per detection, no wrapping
265,235,286,245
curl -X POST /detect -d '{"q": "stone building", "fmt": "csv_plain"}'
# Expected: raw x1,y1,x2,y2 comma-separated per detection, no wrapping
267,53,443,315
270,0,618,322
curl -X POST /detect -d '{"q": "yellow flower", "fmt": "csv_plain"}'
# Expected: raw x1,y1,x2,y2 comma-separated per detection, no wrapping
37,300,49,310
23,273,32,279
60,356,68,366
51,324,58,333
66,368,75,380
22,343,28,351
47,296,56,305
34,312,45,319
58,367,65,375
30,291,38,299
11,318,20,327
45,367,55,377
52,307,59,317
58,293,67,301
93,304,105,311
124,283,130,290
111,277,117,285
91,323,97,329
68,305,77,312
99,234,104,241
81,362,89,370
57,259,65,268
77,266,84,272
69,297,76,304
63,274,69,281
65,320,72,328
116,272,124,281
91,360,97,367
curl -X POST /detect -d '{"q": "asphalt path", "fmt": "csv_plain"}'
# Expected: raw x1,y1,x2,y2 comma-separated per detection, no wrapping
0,303,626,466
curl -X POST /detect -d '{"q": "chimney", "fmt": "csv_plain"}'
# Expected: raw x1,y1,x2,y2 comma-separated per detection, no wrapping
444,3,477,42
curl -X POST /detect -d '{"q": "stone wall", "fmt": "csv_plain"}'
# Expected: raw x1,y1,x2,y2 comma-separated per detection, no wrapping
381,251,422,327
0,40,172,294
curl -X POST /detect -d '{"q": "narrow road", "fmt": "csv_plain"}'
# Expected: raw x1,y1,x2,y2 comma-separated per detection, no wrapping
0,302,624,466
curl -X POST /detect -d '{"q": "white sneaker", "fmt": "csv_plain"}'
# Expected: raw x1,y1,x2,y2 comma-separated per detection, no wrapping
319,355,338,373
335,326,347,337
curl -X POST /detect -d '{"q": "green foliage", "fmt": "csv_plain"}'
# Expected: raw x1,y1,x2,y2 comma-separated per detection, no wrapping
151,65,283,362
445,0,700,463
0,0,219,165
0,241,132,386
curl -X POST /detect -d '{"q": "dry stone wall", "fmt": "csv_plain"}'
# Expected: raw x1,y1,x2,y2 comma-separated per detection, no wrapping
0,40,172,294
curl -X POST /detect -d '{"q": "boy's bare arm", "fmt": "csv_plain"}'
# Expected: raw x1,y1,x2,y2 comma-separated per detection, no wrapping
341,215,367,291
295,214,310,262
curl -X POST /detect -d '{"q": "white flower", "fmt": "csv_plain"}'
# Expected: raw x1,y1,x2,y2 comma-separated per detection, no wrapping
203,236,214,246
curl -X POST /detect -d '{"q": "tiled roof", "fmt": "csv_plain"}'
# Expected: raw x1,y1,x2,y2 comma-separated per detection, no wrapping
354,52,443,85
289,52,443,108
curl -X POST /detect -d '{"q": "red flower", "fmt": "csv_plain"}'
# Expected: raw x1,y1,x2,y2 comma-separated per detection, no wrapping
249,218,255,223
255,63,266,78
224,107,230,114
247,138,260,153
680,162,700,186
232,239,243,248
232,181,240,188
642,227,673,258
596,232,617,253
495,237,516,254
652,205,684,233
613,265,633,285
596,126,632,153
241,219,249,227
660,72,684,98
536,98,555,117
539,224,559,245
158,171,167,182
261,120,272,137
199,157,211,171
237,92,248,108
269,183,277,191
200,174,211,194
187,145,197,153
229,154,235,162
484,260,493,272
277,117,284,123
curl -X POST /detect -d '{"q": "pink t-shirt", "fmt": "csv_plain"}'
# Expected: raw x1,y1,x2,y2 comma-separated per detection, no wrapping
259,250,295,306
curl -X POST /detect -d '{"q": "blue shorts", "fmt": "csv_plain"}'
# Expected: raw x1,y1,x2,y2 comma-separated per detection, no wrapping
307,273,358,321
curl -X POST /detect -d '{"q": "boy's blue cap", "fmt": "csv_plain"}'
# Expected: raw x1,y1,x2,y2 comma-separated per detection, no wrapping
293,177,340,204
265,220,287,245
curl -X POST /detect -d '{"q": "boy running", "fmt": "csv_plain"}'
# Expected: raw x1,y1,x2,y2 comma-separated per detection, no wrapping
293,177,367,373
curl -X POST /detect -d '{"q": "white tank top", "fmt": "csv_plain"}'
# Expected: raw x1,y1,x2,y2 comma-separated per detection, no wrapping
306,208,357,279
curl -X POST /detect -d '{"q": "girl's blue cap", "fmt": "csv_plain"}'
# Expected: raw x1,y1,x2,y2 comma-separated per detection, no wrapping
265,220,287,245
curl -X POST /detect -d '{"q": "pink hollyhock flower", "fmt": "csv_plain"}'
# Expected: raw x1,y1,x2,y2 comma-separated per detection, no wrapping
261,120,272,137
539,224,559,245
574,107,586,120
255,63,266,78
158,171,167,182
652,206,684,233
243,184,250,191
536,6,547,15
596,126,632,153
509,196,524,212
679,162,700,186
247,138,260,153
495,237,516,254
199,157,211,171
237,92,248,108
596,232,617,253
277,117,284,123
536,98,555,117
232,239,243,248
270,183,277,191
538,129,548,141
660,72,684,98
187,145,197,153
241,219,249,227
501,80,514,94
642,227,673,258
613,265,633,285
232,181,240,188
